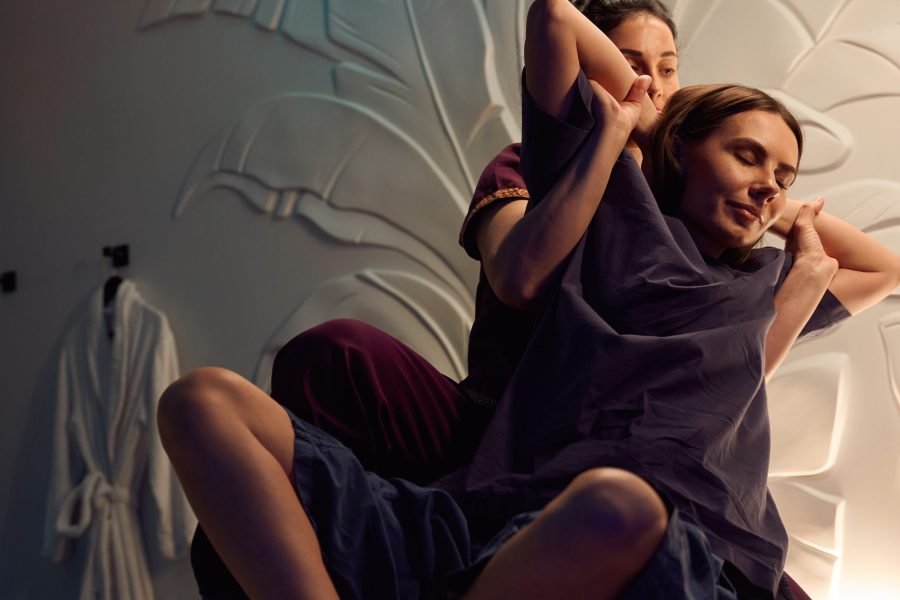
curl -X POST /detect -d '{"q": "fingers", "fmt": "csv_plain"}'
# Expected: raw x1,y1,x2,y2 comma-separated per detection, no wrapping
624,75,652,104
588,79,611,103
812,196,825,215
588,75,651,108
794,198,824,228
793,203,814,230
787,200,828,256
586,76,651,138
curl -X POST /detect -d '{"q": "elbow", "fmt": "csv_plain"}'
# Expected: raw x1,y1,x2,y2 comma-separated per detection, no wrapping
529,0,569,19
526,0,570,42
492,273,543,310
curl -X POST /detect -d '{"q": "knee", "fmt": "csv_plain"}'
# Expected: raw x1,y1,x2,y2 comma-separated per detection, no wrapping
549,468,669,567
157,367,244,446
272,319,372,401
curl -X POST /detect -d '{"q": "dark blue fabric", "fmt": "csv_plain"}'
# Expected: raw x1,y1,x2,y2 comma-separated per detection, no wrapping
287,413,471,600
436,71,850,596
444,509,740,600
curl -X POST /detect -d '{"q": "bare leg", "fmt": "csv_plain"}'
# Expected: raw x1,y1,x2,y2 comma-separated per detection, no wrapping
463,468,668,600
158,367,339,600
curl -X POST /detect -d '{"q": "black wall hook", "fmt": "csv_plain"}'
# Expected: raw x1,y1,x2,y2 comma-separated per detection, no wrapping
1,271,16,293
103,245,129,268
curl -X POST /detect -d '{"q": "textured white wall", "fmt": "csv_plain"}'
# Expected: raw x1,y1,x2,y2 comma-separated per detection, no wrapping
670,2,900,598
0,0,897,598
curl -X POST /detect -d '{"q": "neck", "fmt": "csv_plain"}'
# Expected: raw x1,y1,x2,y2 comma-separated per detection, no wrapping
680,218,724,259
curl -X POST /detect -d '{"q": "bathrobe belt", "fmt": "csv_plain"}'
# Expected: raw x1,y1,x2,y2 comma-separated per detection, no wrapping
55,471,135,538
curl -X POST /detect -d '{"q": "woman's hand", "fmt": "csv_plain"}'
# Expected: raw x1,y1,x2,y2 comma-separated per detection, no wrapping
588,75,652,147
475,76,653,309
784,197,838,285
765,198,837,380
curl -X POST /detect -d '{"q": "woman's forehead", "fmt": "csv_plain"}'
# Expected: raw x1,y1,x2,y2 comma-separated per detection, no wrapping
607,14,677,57
712,110,799,166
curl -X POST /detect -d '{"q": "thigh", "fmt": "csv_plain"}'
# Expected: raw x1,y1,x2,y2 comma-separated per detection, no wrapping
271,319,492,483
192,414,473,600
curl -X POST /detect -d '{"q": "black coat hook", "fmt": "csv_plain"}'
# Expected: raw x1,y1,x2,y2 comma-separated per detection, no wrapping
1,271,16,293
103,245,129,268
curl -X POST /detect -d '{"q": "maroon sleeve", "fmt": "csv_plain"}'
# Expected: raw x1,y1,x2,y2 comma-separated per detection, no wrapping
458,143,529,260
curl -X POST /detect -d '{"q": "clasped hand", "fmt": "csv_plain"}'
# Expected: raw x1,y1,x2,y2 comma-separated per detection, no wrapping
785,197,839,283
587,75,652,145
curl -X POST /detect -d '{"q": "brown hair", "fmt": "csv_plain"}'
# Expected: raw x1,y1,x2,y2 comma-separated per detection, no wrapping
647,84,803,263
573,0,677,42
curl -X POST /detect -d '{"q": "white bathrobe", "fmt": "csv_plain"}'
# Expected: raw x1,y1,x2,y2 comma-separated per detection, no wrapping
43,280,196,600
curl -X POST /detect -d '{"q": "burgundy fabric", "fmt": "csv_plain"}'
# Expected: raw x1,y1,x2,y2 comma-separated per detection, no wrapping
456,143,545,404
271,318,493,484
782,572,812,600
459,142,528,261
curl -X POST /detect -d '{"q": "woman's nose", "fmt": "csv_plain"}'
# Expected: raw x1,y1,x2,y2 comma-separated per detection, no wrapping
751,180,778,203
647,77,663,109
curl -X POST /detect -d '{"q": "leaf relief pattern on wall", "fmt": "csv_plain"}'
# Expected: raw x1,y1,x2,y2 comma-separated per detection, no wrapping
141,0,518,201
141,0,528,369
253,269,473,390
878,312,900,412
804,179,900,297
482,0,531,132
173,93,477,310
769,479,844,600
767,352,849,477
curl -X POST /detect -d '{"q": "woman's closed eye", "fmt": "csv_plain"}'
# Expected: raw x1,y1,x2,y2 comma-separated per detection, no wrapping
735,152,790,190
735,152,756,166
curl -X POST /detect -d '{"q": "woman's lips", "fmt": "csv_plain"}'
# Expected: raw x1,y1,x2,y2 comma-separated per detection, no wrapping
728,202,763,225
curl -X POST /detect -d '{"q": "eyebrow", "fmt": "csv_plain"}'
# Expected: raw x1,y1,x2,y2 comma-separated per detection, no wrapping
619,49,678,59
732,137,797,179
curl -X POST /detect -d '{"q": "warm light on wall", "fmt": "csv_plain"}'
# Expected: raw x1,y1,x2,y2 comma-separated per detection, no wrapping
838,586,900,600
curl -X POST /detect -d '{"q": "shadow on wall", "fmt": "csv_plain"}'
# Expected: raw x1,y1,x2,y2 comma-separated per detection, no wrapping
0,302,85,599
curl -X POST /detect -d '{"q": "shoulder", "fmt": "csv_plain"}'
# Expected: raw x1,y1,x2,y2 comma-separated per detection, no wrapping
460,144,530,260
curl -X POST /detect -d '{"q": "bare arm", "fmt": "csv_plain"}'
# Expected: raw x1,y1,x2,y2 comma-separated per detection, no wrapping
771,198,900,315
474,0,655,308
764,200,838,381
524,0,657,141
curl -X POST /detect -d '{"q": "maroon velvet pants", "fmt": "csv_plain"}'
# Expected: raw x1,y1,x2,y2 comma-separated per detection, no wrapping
270,318,493,483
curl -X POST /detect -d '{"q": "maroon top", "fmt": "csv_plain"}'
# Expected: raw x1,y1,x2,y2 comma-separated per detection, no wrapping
457,143,542,406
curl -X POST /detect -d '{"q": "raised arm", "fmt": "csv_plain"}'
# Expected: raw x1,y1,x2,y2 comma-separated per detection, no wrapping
771,198,900,315
474,0,655,308
764,200,838,380
524,0,657,138
476,78,649,307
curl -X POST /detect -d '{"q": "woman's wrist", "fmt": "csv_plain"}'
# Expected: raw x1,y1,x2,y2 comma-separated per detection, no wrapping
588,119,631,161
790,252,839,288
769,199,803,238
